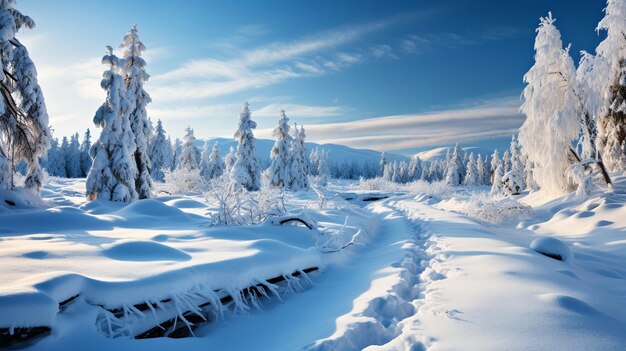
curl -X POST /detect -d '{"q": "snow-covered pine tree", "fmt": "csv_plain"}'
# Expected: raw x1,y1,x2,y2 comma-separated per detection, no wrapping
519,13,580,195
58,137,69,178
119,25,152,198
269,110,292,187
445,143,464,186
502,150,512,174
408,156,422,182
86,46,138,202
591,0,626,171
383,160,393,181
148,119,172,182
66,133,81,178
317,149,330,186
231,102,261,191
200,141,225,181
420,162,430,182
0,1,51,192
179,126,198,171
80,129,92,177
0,151,9,189
476,154,487,185
289,124,309,190
490,149,500,184
171,138,182,170
491,163,504,195
224,146,236,173
464,153,479,186
309,147,320,177
509,134,526,191
379,152,387,177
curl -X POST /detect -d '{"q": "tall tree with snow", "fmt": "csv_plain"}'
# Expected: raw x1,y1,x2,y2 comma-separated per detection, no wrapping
0,1,51,193
476,154,487,185
231,102,261,191
317,149,330,186
464,153,479,186
379,152,387,177
80,129,92,177
148,120,171,182
509,134,526,191
519,13,580,195
66,134,81,178
171,138,182,170
593,0,626,171
445,143,464,186
269,110,293,187
119,25,153,198
179,126,198,171
224,146,236,173
408,156,422,181
309,147,320,176
289,124,309,190
490,149,500,184
86,47,138,202
200,141,225,181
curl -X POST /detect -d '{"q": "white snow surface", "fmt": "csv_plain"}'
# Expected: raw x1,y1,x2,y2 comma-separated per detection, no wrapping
1,174,626,350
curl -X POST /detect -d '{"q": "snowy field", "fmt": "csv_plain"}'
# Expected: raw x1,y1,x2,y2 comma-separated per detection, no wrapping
1,175,625,350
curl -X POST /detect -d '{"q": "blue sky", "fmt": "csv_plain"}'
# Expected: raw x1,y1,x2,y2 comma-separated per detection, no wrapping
18,0,605,155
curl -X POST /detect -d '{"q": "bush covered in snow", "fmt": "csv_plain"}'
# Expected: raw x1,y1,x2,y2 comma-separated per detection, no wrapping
458,194,531,224
530,236,572,262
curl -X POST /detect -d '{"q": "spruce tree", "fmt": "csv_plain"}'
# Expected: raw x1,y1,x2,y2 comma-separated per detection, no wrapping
120,25,153,198
464,153,479,186
86,47,138,202
80,129,92,177
179,126,198,171
289,124,309,190
231,102,261,191
224,146,236,173
148,120,172,182
379,152,387,177
445,143,464,186
66,133,81,178
269,110,292,187
490,149,500,184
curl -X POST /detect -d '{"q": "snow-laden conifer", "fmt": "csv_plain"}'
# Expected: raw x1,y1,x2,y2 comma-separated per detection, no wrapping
445,143,464,186
379,152,387,177
316,149,330,186
200,141,225,181
519,13,580,195
86,47,138,202
148,120,172,182
464,153,479,186
289,124,309,190
80,129,92,177
231,102,261,191
408,156,422,181
119,25,152,198
66,133,81,178
309,147,320,176
476,154,487,185
509,134,526,191
179,126,198,171
269,110,292,187
225,146,236,173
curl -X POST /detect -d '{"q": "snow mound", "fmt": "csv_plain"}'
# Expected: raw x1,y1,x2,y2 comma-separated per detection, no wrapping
102,240,192,262
530,237,572,262
112,199,191,219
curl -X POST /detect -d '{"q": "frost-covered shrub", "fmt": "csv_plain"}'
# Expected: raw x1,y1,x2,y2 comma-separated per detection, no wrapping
206,175,286,226
567,160,595,197
502,169,524,196
357,177,395,192
163,168,204,194
405,180,454,199
530,236,571,261
460,194,531,224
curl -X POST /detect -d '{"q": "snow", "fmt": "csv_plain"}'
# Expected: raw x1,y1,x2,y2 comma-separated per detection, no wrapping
2,174,626,350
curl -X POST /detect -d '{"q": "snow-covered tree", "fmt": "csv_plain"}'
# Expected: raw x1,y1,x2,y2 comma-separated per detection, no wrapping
80,129,92,177
519,13,580,195
592,0,626,171
0,2,51,192
231,102,261,191
86,47,138,202
464,153,479,186
200,141,225,181
502,150,512,174
179,126,198,171
148,119,171,182
490,149,500,184
316,149,330,186
289,124,309,190
379,152,387,177
224,146,236,173
309,147,320,177
509,135,526,191
269,110,293,187
45,138,65,177
476,154,487,185
445,143,464,186
491,164,504,195
420,162,430,182
383,160,394,181
171,138,182,170
119,25,152,198
408,156,422,181
66,133,81,178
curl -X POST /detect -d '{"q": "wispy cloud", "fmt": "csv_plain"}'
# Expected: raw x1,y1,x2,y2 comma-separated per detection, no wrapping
400,27,522,54
254,96,524,152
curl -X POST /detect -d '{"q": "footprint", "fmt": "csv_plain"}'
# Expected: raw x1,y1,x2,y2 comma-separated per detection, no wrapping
576,211,595,218
596,220,614,227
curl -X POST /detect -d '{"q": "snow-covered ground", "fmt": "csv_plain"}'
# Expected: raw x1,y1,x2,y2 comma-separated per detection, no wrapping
1,175,626,350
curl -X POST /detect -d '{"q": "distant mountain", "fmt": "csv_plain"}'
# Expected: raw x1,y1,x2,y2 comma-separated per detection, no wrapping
416,146,494,162
195,137,409,168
